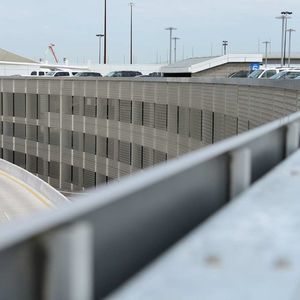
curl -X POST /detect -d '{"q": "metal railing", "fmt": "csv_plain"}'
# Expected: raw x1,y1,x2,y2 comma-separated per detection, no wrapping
0,108,299,299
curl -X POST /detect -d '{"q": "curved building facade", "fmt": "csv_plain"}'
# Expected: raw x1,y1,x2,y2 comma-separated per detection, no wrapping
0,77,299,192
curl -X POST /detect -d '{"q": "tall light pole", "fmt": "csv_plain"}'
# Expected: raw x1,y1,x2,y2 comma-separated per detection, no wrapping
262,41,271,68
287,28,296,67
165,27,177,64
103,0,107,64
129,2,135,64
222,40,228,55
96,34,104,64
276,11,292,67
282,11,292,65
173,37,180,62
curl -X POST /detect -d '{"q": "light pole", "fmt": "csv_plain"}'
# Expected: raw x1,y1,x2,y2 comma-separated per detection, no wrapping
262,41,271,68
129,2,135,64
276,11,292,66
172,37,180,62
103,0,107,64
165,27,177,64
287,28,296,67
96,34,104,64
282,11,292,65
222,40,228,55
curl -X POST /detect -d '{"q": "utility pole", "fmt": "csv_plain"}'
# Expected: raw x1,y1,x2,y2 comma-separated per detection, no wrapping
103,0,107,64
262,41,271,68
129,2,135,64
286,28,296,67
173,37,180,62
165,27,177,64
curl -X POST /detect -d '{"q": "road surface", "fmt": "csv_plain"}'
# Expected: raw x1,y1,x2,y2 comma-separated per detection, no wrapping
0,170,54,223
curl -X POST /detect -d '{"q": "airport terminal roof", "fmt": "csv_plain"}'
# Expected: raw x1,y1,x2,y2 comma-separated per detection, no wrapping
0,48,36,63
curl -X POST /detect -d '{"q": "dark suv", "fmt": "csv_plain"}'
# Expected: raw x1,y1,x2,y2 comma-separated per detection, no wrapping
106,70,142,77
74,72,102,77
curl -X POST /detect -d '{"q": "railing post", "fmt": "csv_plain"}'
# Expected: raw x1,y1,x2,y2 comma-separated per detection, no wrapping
285,121,300,157
230,148,251,199
40,222,93,300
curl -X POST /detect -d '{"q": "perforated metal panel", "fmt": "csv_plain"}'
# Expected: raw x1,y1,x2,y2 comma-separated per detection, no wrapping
0,77,300,193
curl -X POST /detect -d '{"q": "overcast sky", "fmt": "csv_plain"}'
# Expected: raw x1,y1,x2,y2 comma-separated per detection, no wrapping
1,0,300,64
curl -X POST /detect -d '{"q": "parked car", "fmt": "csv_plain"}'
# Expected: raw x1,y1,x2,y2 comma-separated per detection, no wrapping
269,70,300,79
46,70,76,77
248,68,284,79
30,69,51,76
106,70,142,77
148,72,163,77
74,71,102,77
228,70,251,78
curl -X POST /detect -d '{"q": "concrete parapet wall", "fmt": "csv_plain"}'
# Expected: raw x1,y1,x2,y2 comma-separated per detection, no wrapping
0,77,299,192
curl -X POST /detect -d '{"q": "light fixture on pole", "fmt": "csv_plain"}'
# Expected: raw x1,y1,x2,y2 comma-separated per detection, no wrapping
262,41,271,68
222,41,228,55
96,34,104,64
286,28,296,67
172,37,180,62
129,2,135,64
103,0,107,64
165,27,177,64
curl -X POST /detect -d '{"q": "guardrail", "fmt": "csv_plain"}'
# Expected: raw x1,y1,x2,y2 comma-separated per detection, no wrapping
0,109,299,300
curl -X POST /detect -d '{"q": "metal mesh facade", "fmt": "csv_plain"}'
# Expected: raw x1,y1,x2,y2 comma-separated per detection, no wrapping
0,77,299,192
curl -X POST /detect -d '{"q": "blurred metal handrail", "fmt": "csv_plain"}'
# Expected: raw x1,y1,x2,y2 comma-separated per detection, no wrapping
0,110,299,299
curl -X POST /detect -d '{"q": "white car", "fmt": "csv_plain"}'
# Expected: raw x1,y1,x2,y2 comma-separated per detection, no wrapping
269,70,300,79
46,70,78,77
248,68,289,79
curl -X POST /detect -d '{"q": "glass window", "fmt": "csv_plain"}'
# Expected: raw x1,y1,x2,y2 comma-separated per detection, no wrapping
248,69,264,78
263,70,276,78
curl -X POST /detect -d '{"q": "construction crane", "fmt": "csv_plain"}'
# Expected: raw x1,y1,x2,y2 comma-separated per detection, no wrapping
48,43,59,64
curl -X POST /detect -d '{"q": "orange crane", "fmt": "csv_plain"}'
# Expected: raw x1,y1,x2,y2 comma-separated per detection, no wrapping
48,43,59,64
